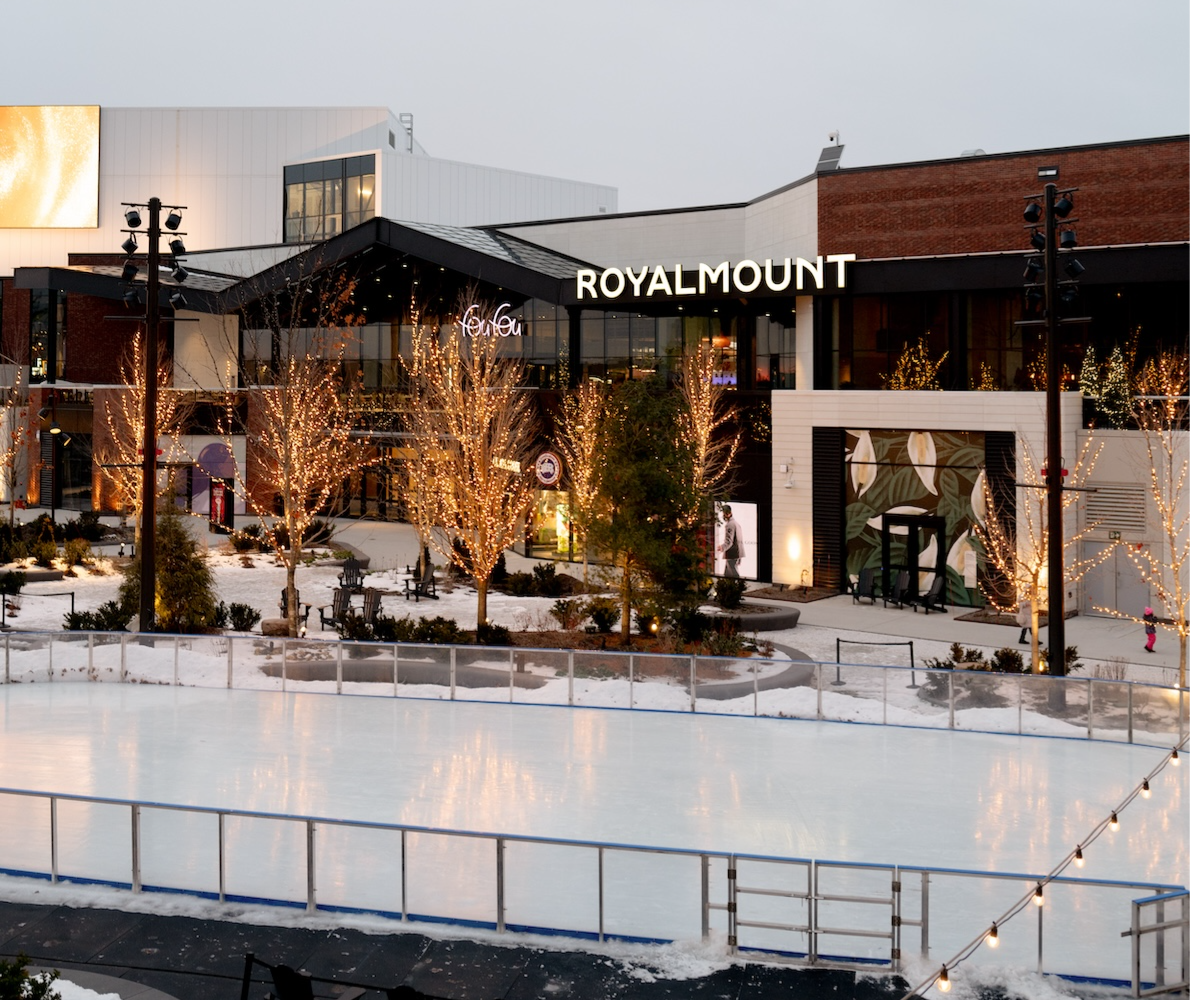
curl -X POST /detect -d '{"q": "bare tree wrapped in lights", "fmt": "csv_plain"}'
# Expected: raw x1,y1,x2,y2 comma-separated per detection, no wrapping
677,343,741,506
1102,348,1189,685
554,379,606,585
881,335,948,390
401,298,539,626
0,362,34,528
973,437,1105,671
215,269,372,638
95,329,189,546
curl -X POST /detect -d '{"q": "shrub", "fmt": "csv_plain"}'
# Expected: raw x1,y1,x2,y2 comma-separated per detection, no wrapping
549,599,586,630
476,621,512,646
670,605,713,644
229,530,257,553
64,600,133,632
30,539,58,568
586,596,620,634
0,953,61,1000
714,577,746,609
413,615,466,644
491,552,508,586
532,563,563,597
504,570,535,596
1037,645,1084,675
924,642,987,671
229,602,261,632
63,538,92,567
0,571,26,598
63,511,105,542
26,513,62,544
211,602,231,629
704,621,744,656
989,647,1026,673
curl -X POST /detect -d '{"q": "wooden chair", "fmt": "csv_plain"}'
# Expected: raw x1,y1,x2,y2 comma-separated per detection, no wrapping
278,588,311,625
404,561,437,602
851,567,878,604
360,587,382,625
912,576,948,614
883,570,912,609
338,556,365,593
318,588,353,631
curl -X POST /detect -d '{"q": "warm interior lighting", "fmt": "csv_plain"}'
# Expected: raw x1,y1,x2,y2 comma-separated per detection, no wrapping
986,922,999,948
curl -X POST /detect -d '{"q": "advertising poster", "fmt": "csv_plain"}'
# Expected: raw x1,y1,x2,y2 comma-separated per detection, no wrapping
713,500,757,580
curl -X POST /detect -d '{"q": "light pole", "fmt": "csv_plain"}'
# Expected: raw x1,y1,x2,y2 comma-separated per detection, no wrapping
120,198,188,631
1020,167,1086,676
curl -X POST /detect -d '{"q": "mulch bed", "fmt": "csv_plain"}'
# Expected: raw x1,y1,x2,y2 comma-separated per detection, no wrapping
748,585,840,603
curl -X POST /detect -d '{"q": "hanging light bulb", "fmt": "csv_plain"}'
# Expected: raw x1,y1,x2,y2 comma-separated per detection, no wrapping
1074,845,1085,868
937,965,952,993
1172,749,1180,766
1109,812,1119,831
1141,779,1151,799
1033,883,1045,907
986,922,999,948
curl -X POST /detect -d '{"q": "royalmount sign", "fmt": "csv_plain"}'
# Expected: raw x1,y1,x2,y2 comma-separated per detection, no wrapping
576,254,857,300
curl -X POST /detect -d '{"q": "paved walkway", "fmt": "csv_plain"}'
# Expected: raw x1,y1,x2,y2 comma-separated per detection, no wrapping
2,901,926,1000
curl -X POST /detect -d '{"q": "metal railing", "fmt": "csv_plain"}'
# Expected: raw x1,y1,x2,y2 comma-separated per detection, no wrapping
0,784,1179,987
1124,889,1190,996
0,631,1185,749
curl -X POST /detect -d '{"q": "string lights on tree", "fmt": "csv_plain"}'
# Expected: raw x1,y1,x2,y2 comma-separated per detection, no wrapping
401,295,539,626
555,379,606,586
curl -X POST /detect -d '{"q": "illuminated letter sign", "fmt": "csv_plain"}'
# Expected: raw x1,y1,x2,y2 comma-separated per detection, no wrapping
461,303,523,337
576,254,855,300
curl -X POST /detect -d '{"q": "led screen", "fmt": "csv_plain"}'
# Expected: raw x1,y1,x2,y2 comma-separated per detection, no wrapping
0,106,99,228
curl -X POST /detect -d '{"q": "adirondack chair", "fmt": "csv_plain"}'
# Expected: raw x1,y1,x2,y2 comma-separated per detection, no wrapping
912,576,948,614
243,953,366,1000
338,556,365,593
278,588,311,625
883,570,912,609
318,588,354,631
404,561,437,601
851,567,878,604
360,587,382,625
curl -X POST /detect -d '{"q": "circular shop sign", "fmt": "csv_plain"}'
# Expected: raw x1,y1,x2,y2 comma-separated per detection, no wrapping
535,451,562,487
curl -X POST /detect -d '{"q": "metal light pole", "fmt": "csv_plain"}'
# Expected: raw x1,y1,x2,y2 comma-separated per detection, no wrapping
1022,168,1086,678
121,198,187,632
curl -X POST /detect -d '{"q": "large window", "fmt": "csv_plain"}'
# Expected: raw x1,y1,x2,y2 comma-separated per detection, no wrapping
30,289,65,383
284,155,375,243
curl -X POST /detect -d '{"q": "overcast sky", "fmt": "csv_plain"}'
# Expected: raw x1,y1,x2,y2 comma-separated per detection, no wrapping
4,0,1188,213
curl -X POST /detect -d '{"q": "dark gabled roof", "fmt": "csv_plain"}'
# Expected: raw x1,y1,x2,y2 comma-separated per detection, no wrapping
15,217,600,314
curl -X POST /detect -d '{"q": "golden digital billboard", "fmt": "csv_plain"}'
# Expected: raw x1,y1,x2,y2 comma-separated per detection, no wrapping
0,105,100,228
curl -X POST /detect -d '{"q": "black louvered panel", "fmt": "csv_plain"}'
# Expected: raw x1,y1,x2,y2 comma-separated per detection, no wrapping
813,427,845,591
38,433,53,509
983,430,1016,606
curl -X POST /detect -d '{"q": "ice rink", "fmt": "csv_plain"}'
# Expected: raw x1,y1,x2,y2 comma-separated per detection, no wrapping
0,682,1186,982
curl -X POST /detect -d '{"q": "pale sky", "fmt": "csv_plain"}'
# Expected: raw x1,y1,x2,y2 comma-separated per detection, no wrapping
4,0,1188,213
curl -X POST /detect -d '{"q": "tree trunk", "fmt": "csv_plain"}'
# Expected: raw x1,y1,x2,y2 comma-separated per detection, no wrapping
1030,604,1041,673
620,555,632,643
477,577,488,628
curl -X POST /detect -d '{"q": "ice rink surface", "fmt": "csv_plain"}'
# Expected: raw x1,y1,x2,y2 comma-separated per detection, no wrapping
0,683,1183,886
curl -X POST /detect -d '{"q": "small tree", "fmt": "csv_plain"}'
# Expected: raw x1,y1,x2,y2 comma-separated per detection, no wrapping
588,376,700,642
119,497,219,632
215,266,372,637
401,298,540,626
96,329,189,545
882,336,948,390
554,379,605,584
974,436,1106,671
0,364,34,527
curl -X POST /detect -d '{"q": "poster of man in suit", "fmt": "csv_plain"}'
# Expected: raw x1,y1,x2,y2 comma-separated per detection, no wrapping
714,501,757,579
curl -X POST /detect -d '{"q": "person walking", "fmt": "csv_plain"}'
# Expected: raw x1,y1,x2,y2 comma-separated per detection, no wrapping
1017,598,1032,645
1144,607,1157,653
719,505,744,579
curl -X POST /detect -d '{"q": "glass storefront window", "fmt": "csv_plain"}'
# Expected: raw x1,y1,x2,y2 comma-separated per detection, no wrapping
29,289,65,383
284,155,375,243
527,489,572,560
